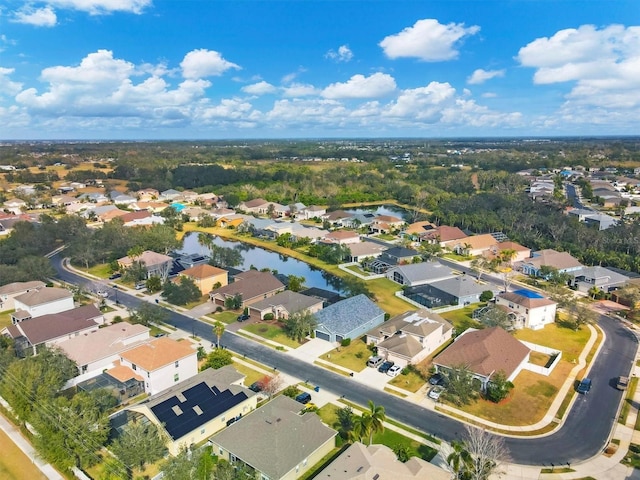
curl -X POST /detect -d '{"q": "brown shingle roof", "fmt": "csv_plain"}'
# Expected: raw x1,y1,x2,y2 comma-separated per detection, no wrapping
434,327,530,378
120,337,195,371
210,271,284,300
14,287,72,307
180,264,227,280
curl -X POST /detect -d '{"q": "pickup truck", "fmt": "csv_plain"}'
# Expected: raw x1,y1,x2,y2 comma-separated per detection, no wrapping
616,376,629,391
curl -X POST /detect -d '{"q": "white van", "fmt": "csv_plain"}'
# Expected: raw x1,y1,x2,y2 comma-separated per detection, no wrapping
367,356,384,368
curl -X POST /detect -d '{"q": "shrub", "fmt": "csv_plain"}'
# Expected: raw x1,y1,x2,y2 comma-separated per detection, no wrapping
282,386,300,398
355,352,364,359
215,306,223,312
340,338,351,347
480,290,494,302
264,313,275,321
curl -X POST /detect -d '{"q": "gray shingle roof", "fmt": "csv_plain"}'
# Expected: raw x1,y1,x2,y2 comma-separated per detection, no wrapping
314,294,384,335
211,395,336,479
387,261,453,284
14,287,72,306
248,290,321,314
426,276,487,298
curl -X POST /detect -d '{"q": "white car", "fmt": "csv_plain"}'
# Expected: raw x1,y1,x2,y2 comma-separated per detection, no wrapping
387,365,402,377
428,385,444,401
96,291,109,298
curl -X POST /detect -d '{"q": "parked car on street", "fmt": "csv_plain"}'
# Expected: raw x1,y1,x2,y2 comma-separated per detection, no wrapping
378,361,394,374
616,376,629,391
577,378,592,394
387,365,402,378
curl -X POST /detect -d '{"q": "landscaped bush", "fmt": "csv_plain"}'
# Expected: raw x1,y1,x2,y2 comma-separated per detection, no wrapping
264,313,274,321
282,386,301,398
341,338,351,347
215,306,223,312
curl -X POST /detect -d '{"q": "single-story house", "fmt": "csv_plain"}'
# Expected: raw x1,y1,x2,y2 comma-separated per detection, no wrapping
320,230,361,245
567,208,618,230
447,234,498,256
433,326,531,390
364,246,421,274
347,241,387,263
385,261,454,287
483,241,531,264
493,289,557,330
300,205,326,220
321,210,352,226
366,310,453,367
314,442,450,480
0,280,46,312
404,275,493,309
117,337,198,395
314,294,385,343
209,270,285,308
160,189,183,202
127,366,257,456
117,250,174,281
569,266,630,293
248,290,324,320
210,395,337,480
2,304,103,356
11,286,75,322
179,264,228,296
518,249,583,277
136,188,159,201
369,214,404,234
237,198,269,213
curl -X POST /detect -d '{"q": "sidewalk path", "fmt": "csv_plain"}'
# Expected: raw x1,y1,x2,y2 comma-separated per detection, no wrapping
0,413,65,480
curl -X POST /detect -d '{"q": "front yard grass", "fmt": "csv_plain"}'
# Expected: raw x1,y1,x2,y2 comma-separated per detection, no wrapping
207,311,238,324
242,322,301,349
323,337,371,372
232,361,269,387
85,262,112,278
388,368,426,393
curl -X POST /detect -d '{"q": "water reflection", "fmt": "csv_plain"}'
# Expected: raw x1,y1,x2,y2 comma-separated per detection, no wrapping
179,232,343,293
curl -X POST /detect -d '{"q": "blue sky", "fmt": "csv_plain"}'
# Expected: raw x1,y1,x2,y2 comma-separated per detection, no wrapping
1,0,638,139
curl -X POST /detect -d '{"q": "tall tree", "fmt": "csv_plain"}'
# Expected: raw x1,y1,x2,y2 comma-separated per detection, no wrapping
110,419,167,476
213,321,225,348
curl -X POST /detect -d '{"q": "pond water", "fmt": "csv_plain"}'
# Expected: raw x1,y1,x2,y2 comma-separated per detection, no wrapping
178,232,343,293
345,204,412,220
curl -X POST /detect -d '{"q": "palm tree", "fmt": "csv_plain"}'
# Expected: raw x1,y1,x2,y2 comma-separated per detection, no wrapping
366,401,386,445
351,414,373,445
213,321,225,349
446,440,472,479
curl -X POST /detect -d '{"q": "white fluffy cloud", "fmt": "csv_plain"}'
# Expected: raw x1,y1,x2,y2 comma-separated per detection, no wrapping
13,6,57,26
467,68,505,85
180,49,240,79
322,73,396,99
241,81,277,95
379,19,480,61
45,0,151,15
0,68,24,97
518,24,640,122
325,45,353,62
282,83,320,97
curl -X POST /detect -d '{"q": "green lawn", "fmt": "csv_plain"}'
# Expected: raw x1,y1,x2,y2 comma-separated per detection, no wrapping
242,322,301,348
388,368,426,393
514,322,590,363
207,311,240,324
85,262,112,278
316,404,436,461
439,304,484,333
0,310,15,329
232,361,269,387
324,337,371,372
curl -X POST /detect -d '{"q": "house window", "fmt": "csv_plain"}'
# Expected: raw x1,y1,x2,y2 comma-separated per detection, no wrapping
132,364,137,371
175,361,179,368
219,448,223,455
81,365,87,374
174,374,179,382
147,372,150,378
200,428,205,434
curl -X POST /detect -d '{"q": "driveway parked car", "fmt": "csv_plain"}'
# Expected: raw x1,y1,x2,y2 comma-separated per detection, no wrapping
378,361,394,374
428,385,445,401
577,378,592,394
249,381,262,392
237,313,250,322
295,392,312,404
429,373,445,386
387,365,402,378
108,273,122,280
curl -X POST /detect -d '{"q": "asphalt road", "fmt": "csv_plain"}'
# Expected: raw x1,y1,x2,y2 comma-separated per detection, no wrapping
51,253,637,465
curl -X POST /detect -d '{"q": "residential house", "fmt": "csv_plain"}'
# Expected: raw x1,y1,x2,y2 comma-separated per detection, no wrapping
447,233,497,256
366,310,453,367
322,209,352,226
160,189,183,202
314,442,450,480
118,250,174,281
321,230,361,245
210,395,337,480
2,304,103,356
518,249,583,277
11,286,74,322
567,208,618,230
300,205,326,220
403,220,437,239
404,275,493,309
347,241,387,262
119,210,165,227
0,281,46,312
51,194,79,208
131,201,170,213
412,224,467,246
568,266,629,293
369,214,404,234
3,198,27,214
493,289,557,330
434,326,531,390
483,241,531,264
218,215,246,229
109,191,137,205
180,190,199,204
118,337,198,395
248,290,323,320
314,294,385,343
341,213,376,229
58,322,150,377
136,188,159,201
385,261,454,287
209,270,285,308
365,246,421,274
179,264,228,296
127,366,257,456
98,208,129,223
237,198,269,214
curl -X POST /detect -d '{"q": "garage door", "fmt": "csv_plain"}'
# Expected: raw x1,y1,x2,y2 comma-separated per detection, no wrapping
315,331,331,342
335,335,344,343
